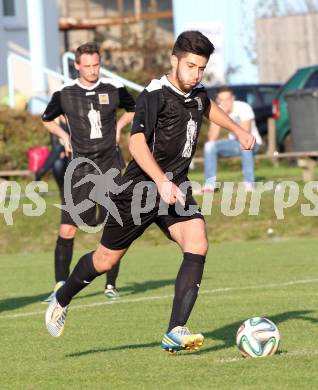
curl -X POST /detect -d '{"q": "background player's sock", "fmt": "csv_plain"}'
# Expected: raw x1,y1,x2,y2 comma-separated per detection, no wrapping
56,252,101,307
105,262,120,288
54,236,74,282
167,252,206,332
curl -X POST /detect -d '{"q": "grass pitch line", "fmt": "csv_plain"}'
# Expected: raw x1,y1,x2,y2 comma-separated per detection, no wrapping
1,277,318,320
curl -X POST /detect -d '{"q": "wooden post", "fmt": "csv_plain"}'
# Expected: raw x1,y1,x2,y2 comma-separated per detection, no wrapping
267,118,279,166
297,157,316,182
134,0,141,21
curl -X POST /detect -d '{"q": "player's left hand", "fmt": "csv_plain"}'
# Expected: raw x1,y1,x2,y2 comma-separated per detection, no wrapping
237,130,256,150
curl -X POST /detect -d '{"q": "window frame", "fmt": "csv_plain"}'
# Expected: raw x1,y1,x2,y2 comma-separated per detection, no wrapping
2,0,15,17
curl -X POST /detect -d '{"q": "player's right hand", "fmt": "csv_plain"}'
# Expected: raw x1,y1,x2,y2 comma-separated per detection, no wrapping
157,180,185,206
61,134,72,157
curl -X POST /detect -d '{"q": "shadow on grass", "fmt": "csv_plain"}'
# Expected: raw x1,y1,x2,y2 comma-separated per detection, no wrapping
78,278,175,300
0,293,49,313
198,309,318,355
66,342,159,358
0,278,175,312
65,310,318,358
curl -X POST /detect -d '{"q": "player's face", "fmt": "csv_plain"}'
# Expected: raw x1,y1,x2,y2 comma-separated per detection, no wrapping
75,53,101,86
171,53,208,92
216,91,234,114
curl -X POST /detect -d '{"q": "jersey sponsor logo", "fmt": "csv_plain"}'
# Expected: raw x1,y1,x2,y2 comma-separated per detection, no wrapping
182,113,197,158
98,93,110,104
88,103,103,139
86,91,95,96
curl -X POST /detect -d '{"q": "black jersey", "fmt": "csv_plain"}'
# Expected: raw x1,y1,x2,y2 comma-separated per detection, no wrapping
124,75,210,185
42,78,135,170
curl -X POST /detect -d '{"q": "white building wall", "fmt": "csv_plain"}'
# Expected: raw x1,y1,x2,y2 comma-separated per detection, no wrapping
0,0,60,94
0,0,28,86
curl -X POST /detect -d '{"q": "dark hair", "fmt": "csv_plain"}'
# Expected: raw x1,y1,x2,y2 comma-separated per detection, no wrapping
216,85,234,95
75,42,100,63
172,30,215,59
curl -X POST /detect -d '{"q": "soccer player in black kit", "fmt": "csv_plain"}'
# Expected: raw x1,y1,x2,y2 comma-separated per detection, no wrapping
42,42,135,302
45,31,255,352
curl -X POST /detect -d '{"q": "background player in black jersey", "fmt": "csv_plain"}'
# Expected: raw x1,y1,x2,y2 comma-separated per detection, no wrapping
45,32,255,352
42,42,135,303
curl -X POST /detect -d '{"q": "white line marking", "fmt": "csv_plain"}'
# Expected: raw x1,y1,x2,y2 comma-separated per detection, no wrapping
1,278,318,320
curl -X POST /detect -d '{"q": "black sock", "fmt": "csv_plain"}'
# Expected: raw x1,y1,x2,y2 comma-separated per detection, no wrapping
56,252,101,307
167,252,206,332
54,236,74,282
105,262,120,288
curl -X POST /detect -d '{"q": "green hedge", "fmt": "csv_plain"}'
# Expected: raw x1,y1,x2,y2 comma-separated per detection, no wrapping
0,106,210,171
0,108,49,170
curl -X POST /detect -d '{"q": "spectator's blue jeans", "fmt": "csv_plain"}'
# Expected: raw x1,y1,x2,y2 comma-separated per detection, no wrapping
204,139,260,186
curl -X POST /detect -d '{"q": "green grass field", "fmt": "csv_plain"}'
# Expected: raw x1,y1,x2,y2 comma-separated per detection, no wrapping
1,239,318,389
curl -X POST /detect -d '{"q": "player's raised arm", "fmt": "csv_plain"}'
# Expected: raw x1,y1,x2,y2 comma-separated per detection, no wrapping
116,86,136,145
205,99,255,150
42,91,72,156
42,120,72,156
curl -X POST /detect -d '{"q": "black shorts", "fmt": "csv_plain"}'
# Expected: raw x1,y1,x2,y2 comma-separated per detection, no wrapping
101,189,204,250
60,173,107,227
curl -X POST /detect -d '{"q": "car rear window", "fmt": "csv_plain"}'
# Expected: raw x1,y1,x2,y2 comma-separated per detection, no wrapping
304,71,318,88
257,87,278,105
233,89,258,108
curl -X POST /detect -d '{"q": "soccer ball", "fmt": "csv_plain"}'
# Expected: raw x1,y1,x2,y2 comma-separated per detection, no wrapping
236,317,280,358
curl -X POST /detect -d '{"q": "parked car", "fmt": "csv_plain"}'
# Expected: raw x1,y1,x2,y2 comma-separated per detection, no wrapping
272,65,318,150
206,84,281,140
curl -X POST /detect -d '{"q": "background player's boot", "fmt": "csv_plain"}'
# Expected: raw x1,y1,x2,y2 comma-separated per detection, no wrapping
45,295,68,337
161,326,204,354
42,281,65,304
104,284,120,299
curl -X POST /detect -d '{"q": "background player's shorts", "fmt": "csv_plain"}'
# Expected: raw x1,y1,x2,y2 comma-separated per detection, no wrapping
101,191,204,250
60,173,107,227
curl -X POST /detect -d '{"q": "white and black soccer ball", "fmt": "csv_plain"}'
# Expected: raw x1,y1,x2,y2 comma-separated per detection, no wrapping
236,317,280,358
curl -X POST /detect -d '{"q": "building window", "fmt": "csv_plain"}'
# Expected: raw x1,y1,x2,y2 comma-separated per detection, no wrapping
3,0,15,16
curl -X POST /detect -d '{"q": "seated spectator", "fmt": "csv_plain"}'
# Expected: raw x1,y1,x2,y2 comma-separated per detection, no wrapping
202,86,262,192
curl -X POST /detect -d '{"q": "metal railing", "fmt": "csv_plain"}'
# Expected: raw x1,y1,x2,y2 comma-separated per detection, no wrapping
7,52,68,108
7,51,144,109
